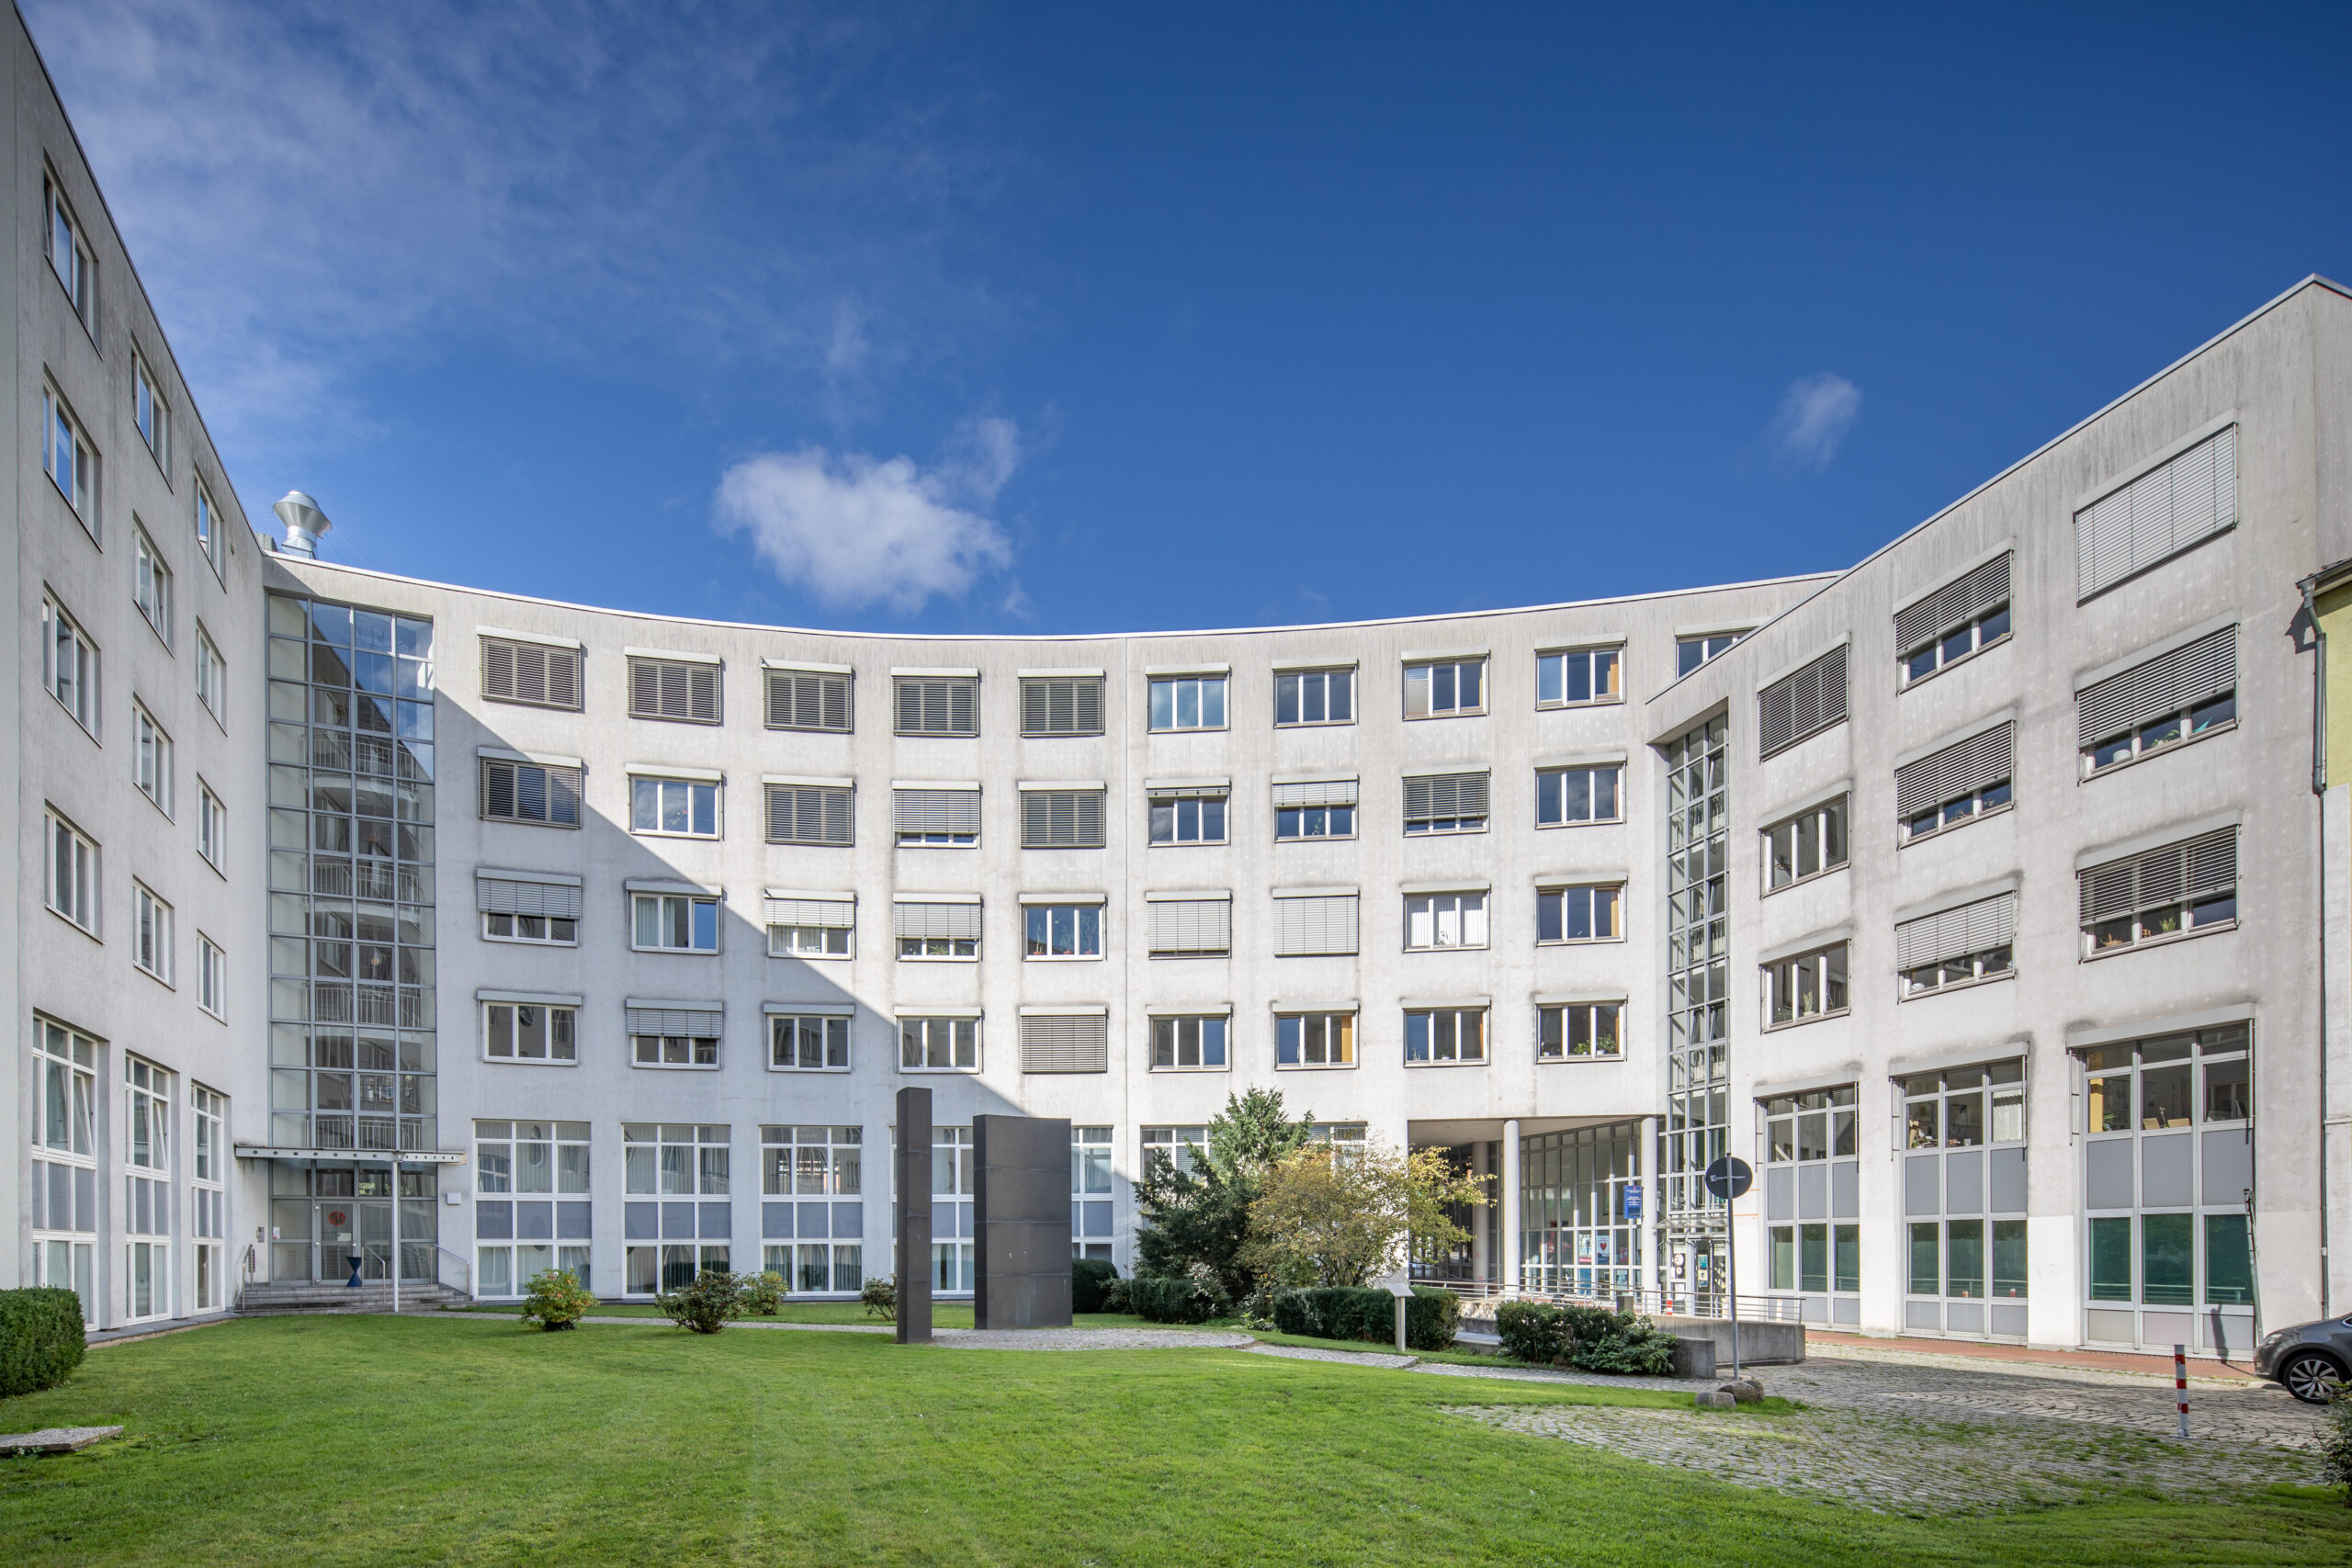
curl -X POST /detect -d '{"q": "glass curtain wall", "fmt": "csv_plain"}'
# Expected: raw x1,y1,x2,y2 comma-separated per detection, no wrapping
1662,716,1730,1309
1521,1123,1643,1298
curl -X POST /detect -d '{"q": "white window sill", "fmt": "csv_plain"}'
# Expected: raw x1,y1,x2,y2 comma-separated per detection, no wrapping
134,965,172,990
767,1064,852,1075
1149,1064,1232,1074
627,714,723,727
139,609,173,653
1404,1057,1487,1068
897,954,979,964
1898,969,2015,1002
483,693,585,714
483,935,580,949
482,1055,579,1067
899,1066,982,1075
1022,954,1104,963
1900,799,2012,848
1404,710,1487,721
45,906,96,942
1149,727,1230,736
769,950,852,962
1535,695,1626,712
2081,919,2236,962
1899,630,2011,693
482,817,582,830
1763,1008,1850,1032
1149,840,1230,848
1405,943,1490,955
1535,817,1623,830
1404,823,1490,837
1539,1052,1626,1064
198,1005,226,1024
1276,1060,1357,1071
1273,719,1356,730
630,947,720,957
1276,835,1357,844
1537,935,1628,947
1761,863,1849,898
896,840,979,849
630,830,722,843
631,1062,719,1071
2079,718,2237,782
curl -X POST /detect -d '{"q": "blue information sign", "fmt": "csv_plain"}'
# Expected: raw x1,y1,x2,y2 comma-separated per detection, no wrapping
1622,1181,1643,1218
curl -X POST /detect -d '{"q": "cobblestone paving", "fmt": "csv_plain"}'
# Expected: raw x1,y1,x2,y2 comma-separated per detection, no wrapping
934,1327,1254,1351
1245,1344,1420,1370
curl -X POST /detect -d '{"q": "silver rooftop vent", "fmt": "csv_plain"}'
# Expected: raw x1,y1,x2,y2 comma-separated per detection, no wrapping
272,491,332,558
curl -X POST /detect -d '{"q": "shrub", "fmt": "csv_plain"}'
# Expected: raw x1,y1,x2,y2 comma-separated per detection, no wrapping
1071,1258,1120,1314
1099,1277,1132,1314
1129,1274,1221,1325
741,1271,785,1317
1493,1301,1675,1375
518,1269,596,1332
1272,1286,1460,1351
1495,1301,1573,1365
860,1277,897,1322
658,1269,744,1335
0,1287,85,1396
2324,1390,2352,1506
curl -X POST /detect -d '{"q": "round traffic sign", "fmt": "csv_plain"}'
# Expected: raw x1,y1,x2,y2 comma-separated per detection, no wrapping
1702,1156,1753,1201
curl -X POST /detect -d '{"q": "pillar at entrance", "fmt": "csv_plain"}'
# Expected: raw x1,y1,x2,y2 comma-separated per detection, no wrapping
1500,1119,1521,1295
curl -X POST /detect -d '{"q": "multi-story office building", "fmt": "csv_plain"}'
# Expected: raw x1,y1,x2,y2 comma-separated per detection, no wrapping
6,6,2349,1355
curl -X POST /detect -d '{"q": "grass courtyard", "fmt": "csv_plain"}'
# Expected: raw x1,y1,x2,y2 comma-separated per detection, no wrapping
0,1314,2340,1565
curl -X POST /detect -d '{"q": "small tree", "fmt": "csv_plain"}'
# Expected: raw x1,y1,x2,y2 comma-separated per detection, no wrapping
741,1270,785,1316
519,1268,596,1331
1242,1140,1487,1288
860,1277,897,1322
1133,1088,1316,1301
659,1269,745,1334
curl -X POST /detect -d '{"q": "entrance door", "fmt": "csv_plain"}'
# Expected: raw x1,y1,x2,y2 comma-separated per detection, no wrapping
310,1200,391,1280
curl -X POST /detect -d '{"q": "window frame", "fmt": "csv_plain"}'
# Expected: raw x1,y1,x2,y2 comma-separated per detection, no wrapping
479,757,583,828
1901,602,2011,688
629,774,721,840
1900,943,2014,998
2082,693,2237,778
1763,942,1849,1029
193,476,224,581
1538,1001,1625,1060
1535,646,1623,709
44,808,99,936
1402,658,1486,719
893,674,979,738
1762,795,1849,895
1536,883,1623,944
1148,674,1228,733
765,666,854,733
43,171,96,333
1273,667,1355,728
41,380,98,537
482,909,579,947
1402,771,1491,837
2079,831,2238,960
133,700,173,817
1023,903,1104,960
198,934,226,1020
627,654,722,725
1148,787,1229,846
1901,778,2013,844
132,347,171,473
1018,674,1105,738
1275,1011,1357,1069
1403,891,1489,952
41,593,100,738
899,1015,982,1073
480,636,584,712
1535,764,1623,828
630,1031,722,1069
1676,632,1743,677
132,881,174,985
1403,1007,1487,1066
133,525,174,645
768,1014,853,1073
482,1001,580,1065
630,892,721,954
1149,1014,1230,1072
194,621,227,730
197,780,226,874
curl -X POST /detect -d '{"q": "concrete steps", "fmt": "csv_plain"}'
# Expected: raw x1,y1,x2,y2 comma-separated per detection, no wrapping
239,1280,471,1315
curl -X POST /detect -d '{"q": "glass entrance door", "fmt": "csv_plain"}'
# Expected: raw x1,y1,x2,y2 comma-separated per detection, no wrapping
303,1199,390,1280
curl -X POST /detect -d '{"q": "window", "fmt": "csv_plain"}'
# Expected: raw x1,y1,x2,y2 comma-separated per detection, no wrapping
480,757,582,827
1274,777,1355,840
1904,1061,2025,1150
41,384,96,531
1677,633,1741,677
765,895,854,958
190,1085,226,1310
1898,555,2011,684
1275,668,1354,726
195,623,226,727
1143,1125,1209,1176
1308,1122,1368,1160
632,893,719,953
1021,1011,1110,1073
769,1013,851,1071
2080,827,2236,956
1405,892,1487,951
763,782,855,847
1539,1002,1623,1059
1404,658,1485,718
1537,648,1622,707
1537,884,1622,942
1149,674,1227,731
477,1120,594,1296
42,594,98,735
479,874,581,944
1897,725,2013,842
480,637,582,710
198,935,226,1019
133,703,173,815
1072,1126,1114,1258
901,1016,980,1072
1903,1062,2029,1333
1149,784,1227,845
630,775,719,838
2075,425,2236,600
761,1124,863,1292
1898,893,2017,997
894,786,979,846
46,810,98,933
1147,895,1231,957
623,1122,729,1293
894,674,978,737
194,477,222,577
1403,771,1489,835
2078,626,2236,776
134,527,173,641
1024,903,1102,958
766,666,852,732
895,898,980,959
198,781,226,872
628,655,720,723
1764,943,1849,1026
483,1000,578,1063
35,1021,96,1159
628,1004,723,1067
32,1021,97,1324
1406,1008,1486,1065
133,350,170,468
1272,891,1359,956
1764,795,1847,892
43,174,95,328
926,1127,976,1291
1277,1012,1356,1067
1021,675,1104,736
1151,1015,1228,1070
1762,1087,1860,1305
1021,787,1106,849
124,1058,174,1321
1758,646,1847,759
1536,764,1621,827
133,884,173,982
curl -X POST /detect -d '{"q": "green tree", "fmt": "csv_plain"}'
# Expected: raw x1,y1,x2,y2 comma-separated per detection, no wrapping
1243,1140,1488,1288
1133,1088,1316,1300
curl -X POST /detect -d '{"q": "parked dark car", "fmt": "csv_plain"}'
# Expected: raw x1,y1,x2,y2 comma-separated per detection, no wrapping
2255,1316,2352,1403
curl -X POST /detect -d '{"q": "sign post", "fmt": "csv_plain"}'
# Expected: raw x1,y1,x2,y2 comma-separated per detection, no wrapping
1702,1156,1755,1380
1379,1268,1414,1355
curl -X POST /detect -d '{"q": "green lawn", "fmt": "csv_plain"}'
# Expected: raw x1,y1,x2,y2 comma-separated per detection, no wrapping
0,1315,2337,1565
447,1302,1147,1330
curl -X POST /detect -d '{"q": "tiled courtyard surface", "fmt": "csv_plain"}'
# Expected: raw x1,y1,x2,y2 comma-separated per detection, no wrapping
1442,1352,2328,1515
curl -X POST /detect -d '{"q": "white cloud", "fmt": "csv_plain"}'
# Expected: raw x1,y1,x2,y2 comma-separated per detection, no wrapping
713,420,1018,613
1769,373,1862,469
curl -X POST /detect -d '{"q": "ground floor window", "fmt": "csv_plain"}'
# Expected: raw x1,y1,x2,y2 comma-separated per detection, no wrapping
627,1244,730,1293
32,1155,96,1322
764,1242,863,1293
126,1240,168,1320
1073,1125,1113,1258
1519,1122,1642,1298
1769,1223,1860,1294
480,1244,592,1296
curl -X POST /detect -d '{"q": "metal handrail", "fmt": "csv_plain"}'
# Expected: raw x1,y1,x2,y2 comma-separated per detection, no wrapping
431,1244,470,1299
1428,1282,1807,1324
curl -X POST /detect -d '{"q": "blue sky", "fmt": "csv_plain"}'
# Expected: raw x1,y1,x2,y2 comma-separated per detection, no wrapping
28,2,2352,635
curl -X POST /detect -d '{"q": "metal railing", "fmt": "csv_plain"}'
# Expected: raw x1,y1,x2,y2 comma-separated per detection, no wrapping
1433,1281,1806,1325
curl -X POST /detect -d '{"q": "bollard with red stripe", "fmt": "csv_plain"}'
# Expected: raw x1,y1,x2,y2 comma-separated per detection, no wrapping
2174,1343,2190,1438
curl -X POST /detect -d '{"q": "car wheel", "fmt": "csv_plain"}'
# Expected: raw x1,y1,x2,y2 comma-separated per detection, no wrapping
2278,1350,2347,1404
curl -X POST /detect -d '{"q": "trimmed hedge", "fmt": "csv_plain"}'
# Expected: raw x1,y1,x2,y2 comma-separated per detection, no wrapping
1071,1258,1120,1314
1128,1275,1220,1325
1272,1286,1460,1351
1495,1301,1676,1375
0,1287,86,1396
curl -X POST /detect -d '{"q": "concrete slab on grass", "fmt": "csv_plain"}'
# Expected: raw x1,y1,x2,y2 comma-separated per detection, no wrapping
0,1426,123,1455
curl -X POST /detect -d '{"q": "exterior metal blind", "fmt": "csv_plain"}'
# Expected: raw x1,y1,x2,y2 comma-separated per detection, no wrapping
2075,626,2237,746
1019,1012,1109,1074
763,896,854,929
2075,425,2238,599
1272,777,1358,809
628,657,720,723
1894,553,2012,653
893,788,981,834
1893,724,2014,818
480,758,582,826
1021,789,1106,848
626,1005,722,1037
1402,772,1489,823
1020,677,1104,737
1273,893,1359,956
765,784,854,846
893,901,982,941
2078,828,2237,925
765,669,851,732
895,676,978,736
476,876,582,919
1758,646,1849,759
1148,897,1232,955
1150,783,1227,801
481,637,582,710
1895,892,2018,971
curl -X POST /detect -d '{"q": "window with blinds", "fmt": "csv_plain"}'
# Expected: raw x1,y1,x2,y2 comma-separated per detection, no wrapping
894,899,982,959
627,1004,722,1067
1758,647,1848,759
1021,788,1106,849
765,895,854,958
2078,626,2238,774
895,676,978,736
1020,1012,1109,1074
764,668,851,732
479,874,582,943
1147,896,1231,956
2075,425,2238,601
1897,893,2017,996
628,657,720,724
2080,828,2238,956
480,758,582,827
1274,777,1357,840
1273,892,1359,956
481,637,582,710
1403,771,1489,835
764,784,854,846
894,787,980,846
1894,723,2013,841
1020,676,1104,737
1896,554,2012,684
